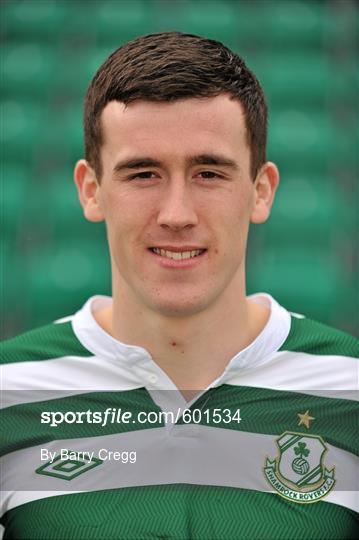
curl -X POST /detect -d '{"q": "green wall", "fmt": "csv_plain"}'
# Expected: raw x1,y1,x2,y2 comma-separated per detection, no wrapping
1,0,358,338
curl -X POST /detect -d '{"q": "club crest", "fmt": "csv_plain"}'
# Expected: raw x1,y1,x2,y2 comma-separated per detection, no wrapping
264,431,335,503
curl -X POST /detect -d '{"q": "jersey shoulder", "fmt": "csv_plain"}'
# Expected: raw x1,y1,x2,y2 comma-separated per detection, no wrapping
279,314,359,358
1,320,92,365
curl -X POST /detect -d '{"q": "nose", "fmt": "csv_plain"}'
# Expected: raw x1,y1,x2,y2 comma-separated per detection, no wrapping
157,179,198,230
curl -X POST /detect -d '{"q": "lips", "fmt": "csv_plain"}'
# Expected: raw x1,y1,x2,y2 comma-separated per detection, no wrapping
149,248,206,260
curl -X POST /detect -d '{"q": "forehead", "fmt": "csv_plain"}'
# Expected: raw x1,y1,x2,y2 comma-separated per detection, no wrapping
100,94,249,164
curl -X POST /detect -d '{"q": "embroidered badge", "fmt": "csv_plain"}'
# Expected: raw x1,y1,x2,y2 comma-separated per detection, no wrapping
264,432,335,503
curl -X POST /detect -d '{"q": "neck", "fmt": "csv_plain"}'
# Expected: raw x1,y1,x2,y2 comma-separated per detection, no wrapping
95,282,269,393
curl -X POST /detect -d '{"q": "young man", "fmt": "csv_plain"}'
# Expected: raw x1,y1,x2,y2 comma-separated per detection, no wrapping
1,33,358,539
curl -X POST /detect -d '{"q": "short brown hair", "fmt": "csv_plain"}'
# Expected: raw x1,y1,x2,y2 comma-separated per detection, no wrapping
84,32,267,180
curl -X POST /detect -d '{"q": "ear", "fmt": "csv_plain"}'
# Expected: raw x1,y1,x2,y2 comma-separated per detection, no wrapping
250,161,279,224
74,159,104,222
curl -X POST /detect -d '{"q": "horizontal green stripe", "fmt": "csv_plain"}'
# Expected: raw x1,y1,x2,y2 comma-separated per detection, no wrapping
1,321,92,364
182,385,358,455
1,484,357,539
2,385,357,457
280,316,359,358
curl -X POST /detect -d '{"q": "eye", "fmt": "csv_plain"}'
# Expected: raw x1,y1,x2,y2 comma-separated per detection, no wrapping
128,171,157,180
197,171,223,180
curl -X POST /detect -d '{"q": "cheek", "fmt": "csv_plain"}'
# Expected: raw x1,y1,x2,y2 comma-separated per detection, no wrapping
101,189,133,229
217,197,252,258
102,196,152,260
101,183,157,217
221,192,252,229
100,197,131,253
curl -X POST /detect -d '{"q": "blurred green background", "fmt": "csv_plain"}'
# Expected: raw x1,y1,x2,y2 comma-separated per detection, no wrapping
1,0,358,339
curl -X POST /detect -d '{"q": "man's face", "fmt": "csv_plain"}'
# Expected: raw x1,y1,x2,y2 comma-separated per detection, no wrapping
78,95,276,317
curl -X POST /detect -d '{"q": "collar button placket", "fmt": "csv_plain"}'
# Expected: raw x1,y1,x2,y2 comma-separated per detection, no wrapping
148,374,158,384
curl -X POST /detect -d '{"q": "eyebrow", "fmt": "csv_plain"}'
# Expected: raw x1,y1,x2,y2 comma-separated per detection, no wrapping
189,154,239,170
113,158,162,172
113,154,239,173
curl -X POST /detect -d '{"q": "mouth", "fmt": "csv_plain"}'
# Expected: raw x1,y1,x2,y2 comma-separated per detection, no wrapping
149,248,207,261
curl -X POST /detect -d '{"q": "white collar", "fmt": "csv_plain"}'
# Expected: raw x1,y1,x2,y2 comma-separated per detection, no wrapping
71,293,291,388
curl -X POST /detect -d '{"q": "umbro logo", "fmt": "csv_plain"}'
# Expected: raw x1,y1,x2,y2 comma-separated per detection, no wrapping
36,450,103,481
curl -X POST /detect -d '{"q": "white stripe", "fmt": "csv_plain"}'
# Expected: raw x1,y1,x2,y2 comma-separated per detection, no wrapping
226,351,359,400
1,426,357,515
2,350,358,410
54,316,74,324
1,356,143,409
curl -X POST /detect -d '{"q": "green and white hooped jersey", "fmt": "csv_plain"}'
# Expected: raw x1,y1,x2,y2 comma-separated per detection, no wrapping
1,294,358,539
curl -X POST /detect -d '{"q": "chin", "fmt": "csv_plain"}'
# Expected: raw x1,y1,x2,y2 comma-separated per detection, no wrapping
149,295,209,318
